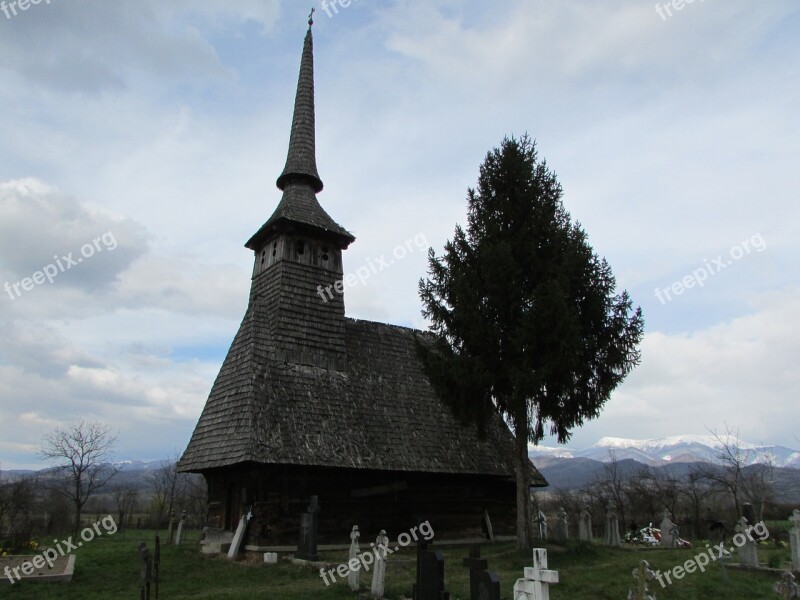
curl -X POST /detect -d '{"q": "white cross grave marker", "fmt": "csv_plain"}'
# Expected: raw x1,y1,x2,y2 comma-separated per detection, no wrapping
513,548,559,600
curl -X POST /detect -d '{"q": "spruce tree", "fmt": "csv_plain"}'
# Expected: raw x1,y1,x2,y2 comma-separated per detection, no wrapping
419,135,644,549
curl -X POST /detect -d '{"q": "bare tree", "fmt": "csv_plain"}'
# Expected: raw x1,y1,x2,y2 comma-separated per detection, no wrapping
596,450,629,527
741,452,775,522
147,455,185,529
39,421,119,537
112,482,138,533
183,474,208,528
677,464,711,538
699,424,764,519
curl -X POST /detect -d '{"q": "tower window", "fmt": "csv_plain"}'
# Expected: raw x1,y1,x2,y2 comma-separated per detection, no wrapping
296,240,305,256
261,249,266,265
321,246,329,261
272,242,277,258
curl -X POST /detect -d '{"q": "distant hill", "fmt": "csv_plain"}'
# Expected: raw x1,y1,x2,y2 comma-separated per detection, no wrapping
530,435,800,468
531,455,800,504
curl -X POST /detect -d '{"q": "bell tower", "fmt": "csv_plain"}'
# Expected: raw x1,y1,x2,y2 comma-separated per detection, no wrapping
245,14,355,371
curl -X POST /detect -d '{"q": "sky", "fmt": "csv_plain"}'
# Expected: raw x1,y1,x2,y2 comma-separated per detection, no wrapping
0,0,798,470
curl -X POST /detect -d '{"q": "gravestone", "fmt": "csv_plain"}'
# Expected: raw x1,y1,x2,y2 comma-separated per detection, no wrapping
227,508,253,560
295,496,321,562
412,539,450,600
789,510,800,572
462,544,500,600
554,508,569,543
605,503,621,547
659,510,677,547
535,511,548,541
167,511,176,545
348,525,360,592
773,571,800,599
627,560,657,600
513,548,559,600
175,510,187,546
743,503,757,524
137,542,152,600
372,530,389,599
484,510,495,543
735,516,758,567
578,507,592,543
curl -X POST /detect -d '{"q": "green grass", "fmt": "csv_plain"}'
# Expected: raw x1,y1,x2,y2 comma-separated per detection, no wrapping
1,531,788,599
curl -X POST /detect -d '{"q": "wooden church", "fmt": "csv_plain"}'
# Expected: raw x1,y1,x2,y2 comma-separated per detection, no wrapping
177,17,546,548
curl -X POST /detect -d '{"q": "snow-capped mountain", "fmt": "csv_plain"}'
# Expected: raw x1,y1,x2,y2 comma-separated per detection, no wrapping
530,435,800,468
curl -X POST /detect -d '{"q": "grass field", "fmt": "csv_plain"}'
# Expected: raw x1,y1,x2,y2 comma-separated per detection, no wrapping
1,529,792,599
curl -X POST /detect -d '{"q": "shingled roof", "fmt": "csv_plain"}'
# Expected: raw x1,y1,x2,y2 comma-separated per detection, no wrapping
178,313,546,485
178,19,546,488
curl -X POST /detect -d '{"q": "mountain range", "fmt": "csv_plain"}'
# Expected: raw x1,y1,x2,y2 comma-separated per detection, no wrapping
529,435,800,468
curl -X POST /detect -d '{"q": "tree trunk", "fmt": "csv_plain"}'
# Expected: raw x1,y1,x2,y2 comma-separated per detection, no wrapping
515,418,532,551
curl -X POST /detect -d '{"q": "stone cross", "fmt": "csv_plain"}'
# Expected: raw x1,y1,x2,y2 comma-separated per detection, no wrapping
578,507,592,543
659,509,677,547
462,544,500,600
605,503,620,547
175,510,187,545
413,539,450,600
372,530,390,599
627,560,657,600
348,525,360,592
535,510,548,541
736,516,758,567
773,571,800,599
789,509,800,573
513,548,559,600
554,508,569,543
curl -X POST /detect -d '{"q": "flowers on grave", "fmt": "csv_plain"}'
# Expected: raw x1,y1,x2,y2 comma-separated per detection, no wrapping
623,524,691,548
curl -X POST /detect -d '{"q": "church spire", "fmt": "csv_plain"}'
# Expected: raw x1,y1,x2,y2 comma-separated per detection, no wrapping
276,11,323,193
246,15,354,251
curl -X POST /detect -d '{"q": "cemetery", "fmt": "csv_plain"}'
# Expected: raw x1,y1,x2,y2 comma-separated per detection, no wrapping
1,512,798,598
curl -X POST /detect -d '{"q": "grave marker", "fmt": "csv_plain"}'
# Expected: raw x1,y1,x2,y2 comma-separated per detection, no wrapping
348,525,360,592
413,539,450,600
227,507,253,560
513,548,558,600
462,544,500,600
735,516,758,568
295,496,321,562
789,509,800,572
175,510,187,546
605,503,620,547
372,529,389,599
578,506,592,543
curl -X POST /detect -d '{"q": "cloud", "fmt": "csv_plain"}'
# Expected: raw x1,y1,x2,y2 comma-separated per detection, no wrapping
0,0,283,94
0,178,149,292
561,287,800,448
